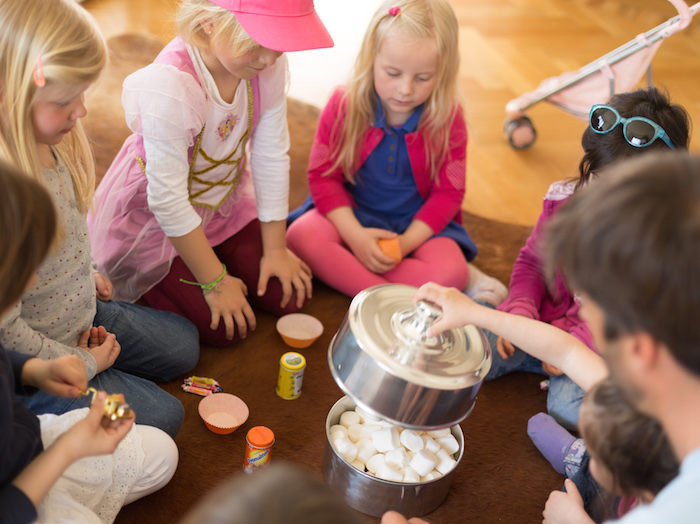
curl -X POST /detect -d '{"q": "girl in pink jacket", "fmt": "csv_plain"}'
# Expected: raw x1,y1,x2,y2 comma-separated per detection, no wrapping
490,86,690,430
287,0,505,301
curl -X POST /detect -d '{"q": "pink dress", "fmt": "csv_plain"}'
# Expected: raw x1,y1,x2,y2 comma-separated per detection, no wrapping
88,37,290,303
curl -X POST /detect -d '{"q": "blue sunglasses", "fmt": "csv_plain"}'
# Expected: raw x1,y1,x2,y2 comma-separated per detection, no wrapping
589,104,676,150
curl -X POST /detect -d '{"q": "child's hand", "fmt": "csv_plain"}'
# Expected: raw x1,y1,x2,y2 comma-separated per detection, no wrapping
381,511,431,524
345,227,397,273
543,480,594,524
79,326,120,373
58,391,134,462
94,272,113,302
258,247,313,309
542,362,564,376
413,282,476,337
496,336,516,360
21,355,87,398
204,275,256,340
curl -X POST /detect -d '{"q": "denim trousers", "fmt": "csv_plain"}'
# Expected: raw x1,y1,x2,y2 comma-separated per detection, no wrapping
22,299,200,439
478,302,585,431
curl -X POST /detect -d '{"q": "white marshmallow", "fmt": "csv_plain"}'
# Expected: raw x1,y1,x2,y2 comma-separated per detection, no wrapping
350,460,365,471
400,429,424,453
356,438,378,464
422,469,443,481
372,427,401,453
436,449,457,475
354,405,380,424
333,437,358,462
425,428,450,438
376,462,404,482
331,430,347,444
359,424,382,440
409,449,438,477
401,467,421,483
366,453,386,475
339,410,361,428
329,424,348,437
423,436,441,454
437,434,460,455
347,423,363,443
385,447,411,469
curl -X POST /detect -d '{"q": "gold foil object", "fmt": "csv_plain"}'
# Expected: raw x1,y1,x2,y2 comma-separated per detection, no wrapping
81,387,135,421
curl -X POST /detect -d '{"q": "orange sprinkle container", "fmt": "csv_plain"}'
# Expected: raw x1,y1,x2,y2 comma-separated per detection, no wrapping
243,426,275,474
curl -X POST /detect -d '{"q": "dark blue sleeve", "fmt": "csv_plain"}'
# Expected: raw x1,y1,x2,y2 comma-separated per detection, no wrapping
0,485,37,524
5,352,38,396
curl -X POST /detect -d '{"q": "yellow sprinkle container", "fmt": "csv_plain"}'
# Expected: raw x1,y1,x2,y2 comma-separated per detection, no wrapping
276,351,306,400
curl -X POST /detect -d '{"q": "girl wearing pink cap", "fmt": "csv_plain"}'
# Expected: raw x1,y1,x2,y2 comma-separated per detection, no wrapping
286,0,506,302
88,0,333,346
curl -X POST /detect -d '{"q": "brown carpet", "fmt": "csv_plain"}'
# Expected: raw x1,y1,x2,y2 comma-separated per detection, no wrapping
86,34,562,524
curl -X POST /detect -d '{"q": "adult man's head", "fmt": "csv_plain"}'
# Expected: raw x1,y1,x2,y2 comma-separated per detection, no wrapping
546,152,700,414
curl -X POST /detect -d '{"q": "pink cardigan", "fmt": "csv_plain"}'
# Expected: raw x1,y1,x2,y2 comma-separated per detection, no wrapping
498,181,596,351
307,88,468,235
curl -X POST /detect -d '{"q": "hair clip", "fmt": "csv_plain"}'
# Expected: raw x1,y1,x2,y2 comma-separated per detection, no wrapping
33,55,46,88
388,6,401,16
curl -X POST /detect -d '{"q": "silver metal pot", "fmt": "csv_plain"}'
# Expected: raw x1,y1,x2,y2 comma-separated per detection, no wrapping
328,284,491,429
323,396,465,518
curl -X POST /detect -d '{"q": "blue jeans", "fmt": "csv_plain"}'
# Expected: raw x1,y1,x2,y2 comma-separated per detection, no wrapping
479,301,585,431
22,300,199,438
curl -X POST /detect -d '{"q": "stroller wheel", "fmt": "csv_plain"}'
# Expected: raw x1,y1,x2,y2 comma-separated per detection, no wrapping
504,116,537,150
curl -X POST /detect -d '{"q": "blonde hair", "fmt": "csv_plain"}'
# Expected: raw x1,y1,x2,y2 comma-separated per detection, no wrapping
178,0,262,57
331,0,462,181
0,0,106,215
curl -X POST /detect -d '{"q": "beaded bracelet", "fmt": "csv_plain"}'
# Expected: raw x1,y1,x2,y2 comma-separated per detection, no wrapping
179,264,228,295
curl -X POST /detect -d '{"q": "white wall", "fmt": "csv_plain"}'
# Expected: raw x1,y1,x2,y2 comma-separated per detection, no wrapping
287,0,382,107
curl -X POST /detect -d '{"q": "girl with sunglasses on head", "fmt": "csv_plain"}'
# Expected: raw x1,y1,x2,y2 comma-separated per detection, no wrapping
481,86,690,432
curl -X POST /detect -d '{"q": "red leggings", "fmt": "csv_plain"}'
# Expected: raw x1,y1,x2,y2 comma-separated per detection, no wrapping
286,209,469,297
144,220,305,347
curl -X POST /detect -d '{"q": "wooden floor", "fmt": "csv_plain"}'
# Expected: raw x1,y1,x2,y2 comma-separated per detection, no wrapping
83,0,700,225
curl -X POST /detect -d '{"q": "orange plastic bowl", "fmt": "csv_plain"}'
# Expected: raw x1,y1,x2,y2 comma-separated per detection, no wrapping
198,393,249,435
276,313,324,349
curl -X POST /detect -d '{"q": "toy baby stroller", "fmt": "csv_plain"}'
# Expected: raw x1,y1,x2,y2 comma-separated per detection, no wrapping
504,0,698,149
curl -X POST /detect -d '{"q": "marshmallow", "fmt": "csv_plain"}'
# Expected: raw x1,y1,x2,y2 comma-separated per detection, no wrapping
356,438,378,464
409,449,438,477
422,469,443,481
333,437,358,462
425,428,450,438
347,423,363,443
436,449,457,475
437,434,460,455
423,436,441,454
359,424,382,440
401,467,421,483
330,424,348,437
385,447,410,469
400,429,424,453
376,462,404,482
366,453,386,475
350,460,365,471
340,410,361,428
372,427,401,453
331,430,347,444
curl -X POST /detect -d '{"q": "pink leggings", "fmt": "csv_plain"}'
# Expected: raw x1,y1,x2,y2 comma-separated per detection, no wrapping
144,220,305,347
286,209,469,297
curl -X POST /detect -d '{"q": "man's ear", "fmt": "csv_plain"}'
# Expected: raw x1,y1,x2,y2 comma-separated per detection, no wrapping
626,331,661,374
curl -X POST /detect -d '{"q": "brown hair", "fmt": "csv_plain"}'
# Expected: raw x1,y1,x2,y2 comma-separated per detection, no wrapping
547,152,700,376
178,462,362,524
576,86,691,190
580,377,678,498
0,160,57,314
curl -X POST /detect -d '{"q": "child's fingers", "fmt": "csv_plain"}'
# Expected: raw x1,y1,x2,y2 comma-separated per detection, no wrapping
563,479,583,504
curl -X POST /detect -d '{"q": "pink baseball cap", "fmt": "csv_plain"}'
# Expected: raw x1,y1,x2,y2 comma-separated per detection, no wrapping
209,0,334,52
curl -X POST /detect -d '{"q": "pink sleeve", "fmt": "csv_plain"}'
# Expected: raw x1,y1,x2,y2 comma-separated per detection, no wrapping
413,108,467,234
307,89,356,214
497,200,554,317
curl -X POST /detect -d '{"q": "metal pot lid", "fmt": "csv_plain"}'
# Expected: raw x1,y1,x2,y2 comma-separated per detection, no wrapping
346,284,490,390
